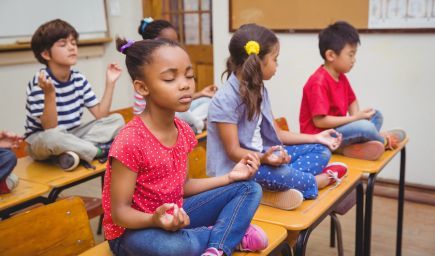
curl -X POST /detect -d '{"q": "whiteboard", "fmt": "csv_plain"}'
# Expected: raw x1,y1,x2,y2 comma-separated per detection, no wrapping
0,0,107,44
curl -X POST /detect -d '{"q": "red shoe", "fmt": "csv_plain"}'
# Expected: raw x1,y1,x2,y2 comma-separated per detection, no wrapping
239,224,269,252
0,173,19,194
322,162,348,186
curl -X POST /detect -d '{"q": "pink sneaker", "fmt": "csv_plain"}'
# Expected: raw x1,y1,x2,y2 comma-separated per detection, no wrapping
201,247,223,256
239,224,269,252
322,162,348,186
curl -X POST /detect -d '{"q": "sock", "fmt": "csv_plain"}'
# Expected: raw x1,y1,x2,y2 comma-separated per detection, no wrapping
96,147,103,158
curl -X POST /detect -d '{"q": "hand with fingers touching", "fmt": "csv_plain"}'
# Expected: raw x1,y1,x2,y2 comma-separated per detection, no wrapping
106,63,122,86
38,71,55,95
200,84,218,98
315,129,342,151
0,131,23,149
355,108,376,120
260,145,291,166
227,153,260,182
152,203,190,232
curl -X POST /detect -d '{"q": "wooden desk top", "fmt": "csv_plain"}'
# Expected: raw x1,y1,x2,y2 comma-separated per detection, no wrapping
330,137,409,174
0,180,49,211
14,157,106,188
253,169,362,231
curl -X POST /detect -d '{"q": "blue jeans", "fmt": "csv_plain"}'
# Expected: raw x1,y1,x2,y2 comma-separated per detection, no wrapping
108,181,262,256
0,148,17,180
254,144,331,199
335,110,384,149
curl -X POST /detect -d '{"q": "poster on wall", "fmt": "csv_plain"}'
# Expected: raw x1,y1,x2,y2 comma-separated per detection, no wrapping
369,0,435,28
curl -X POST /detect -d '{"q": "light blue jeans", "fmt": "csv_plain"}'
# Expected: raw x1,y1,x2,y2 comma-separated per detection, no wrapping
335,110,384,149
254,144,331,199
108,181,262,256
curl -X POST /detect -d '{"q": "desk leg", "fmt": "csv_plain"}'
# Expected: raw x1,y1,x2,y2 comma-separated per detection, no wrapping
396,147,406,256
364,172,378,256
355,182,364,256
294,229,312,256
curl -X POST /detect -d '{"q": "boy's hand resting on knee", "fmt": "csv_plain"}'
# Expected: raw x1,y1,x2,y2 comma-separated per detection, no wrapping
315,129,342,151
260,145,291,166
355,108,376,120
152,203,190,231
227,153,260,182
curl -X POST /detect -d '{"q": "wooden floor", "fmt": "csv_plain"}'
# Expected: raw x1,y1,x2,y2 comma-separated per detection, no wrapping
63,178,435,256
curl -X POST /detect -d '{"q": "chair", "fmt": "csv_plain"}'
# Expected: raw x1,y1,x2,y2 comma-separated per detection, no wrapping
0,197,95,256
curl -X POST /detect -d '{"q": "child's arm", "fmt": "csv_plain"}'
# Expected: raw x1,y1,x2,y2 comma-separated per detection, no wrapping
192,84,217,99
89,63,122,119
274,121,342,151
313,101,376,129
38,72,58,129
216,123,290,167
110,159,189,231
183,153,260,197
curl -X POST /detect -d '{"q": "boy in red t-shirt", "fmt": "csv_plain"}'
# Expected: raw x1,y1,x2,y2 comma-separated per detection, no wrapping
299,21,406,160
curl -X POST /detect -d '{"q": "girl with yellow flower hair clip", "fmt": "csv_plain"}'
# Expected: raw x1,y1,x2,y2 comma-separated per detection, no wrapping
207,23,345,211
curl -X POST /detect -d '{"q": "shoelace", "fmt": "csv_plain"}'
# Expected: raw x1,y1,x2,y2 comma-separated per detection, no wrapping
326,169,344,189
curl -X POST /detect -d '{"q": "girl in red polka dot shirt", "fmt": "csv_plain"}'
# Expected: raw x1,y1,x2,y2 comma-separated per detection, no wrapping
102,38,268,256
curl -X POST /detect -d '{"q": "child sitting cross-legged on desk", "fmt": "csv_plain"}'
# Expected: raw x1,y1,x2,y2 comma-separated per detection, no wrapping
24,19,125,171
299,21,406,160
103,38,268,256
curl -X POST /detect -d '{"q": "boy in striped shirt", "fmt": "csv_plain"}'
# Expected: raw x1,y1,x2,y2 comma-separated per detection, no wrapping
24,19,124,171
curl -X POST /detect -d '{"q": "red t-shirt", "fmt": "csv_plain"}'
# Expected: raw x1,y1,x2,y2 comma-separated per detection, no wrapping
299,66,356,134
102,116,197,240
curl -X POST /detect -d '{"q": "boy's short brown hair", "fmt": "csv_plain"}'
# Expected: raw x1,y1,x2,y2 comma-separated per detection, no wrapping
31,19,79,65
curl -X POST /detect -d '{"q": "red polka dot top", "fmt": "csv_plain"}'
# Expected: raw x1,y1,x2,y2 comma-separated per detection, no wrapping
102,116,197,240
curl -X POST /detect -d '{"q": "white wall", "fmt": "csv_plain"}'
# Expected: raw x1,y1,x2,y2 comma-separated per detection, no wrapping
0,0,143,132
213,0,435,186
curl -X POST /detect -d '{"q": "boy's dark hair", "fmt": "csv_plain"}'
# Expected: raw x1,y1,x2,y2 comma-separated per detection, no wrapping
31,19,79,65
223,23,278,121
318,21,360,60
116,38,181,81
138,19,175,40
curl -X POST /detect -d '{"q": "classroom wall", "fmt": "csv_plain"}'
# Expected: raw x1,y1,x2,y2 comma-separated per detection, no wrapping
213,0,435,186
0,0,143,132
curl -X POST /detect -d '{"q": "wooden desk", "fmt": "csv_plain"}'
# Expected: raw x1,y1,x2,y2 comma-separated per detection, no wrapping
254,169,364,256
14,156,106,202
0,180,49,218
331,138,408,256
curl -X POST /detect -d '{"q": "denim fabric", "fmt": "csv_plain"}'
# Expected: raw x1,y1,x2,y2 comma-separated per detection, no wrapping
335,110,384,148
0,148,17,180
254,144,331,199
108,181,262,256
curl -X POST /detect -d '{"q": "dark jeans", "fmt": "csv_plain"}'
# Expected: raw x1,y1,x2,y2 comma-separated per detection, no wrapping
0,148,17,181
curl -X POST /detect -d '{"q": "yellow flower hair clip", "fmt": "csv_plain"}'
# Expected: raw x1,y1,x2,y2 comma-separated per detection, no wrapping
244,40,260,55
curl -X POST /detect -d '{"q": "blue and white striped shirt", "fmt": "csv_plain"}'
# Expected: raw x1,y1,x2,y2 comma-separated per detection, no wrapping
24,68,99,138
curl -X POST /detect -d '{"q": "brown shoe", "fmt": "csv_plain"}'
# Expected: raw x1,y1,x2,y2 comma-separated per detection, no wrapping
381,129,407,150
342,141,385,160
261,189,304,210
